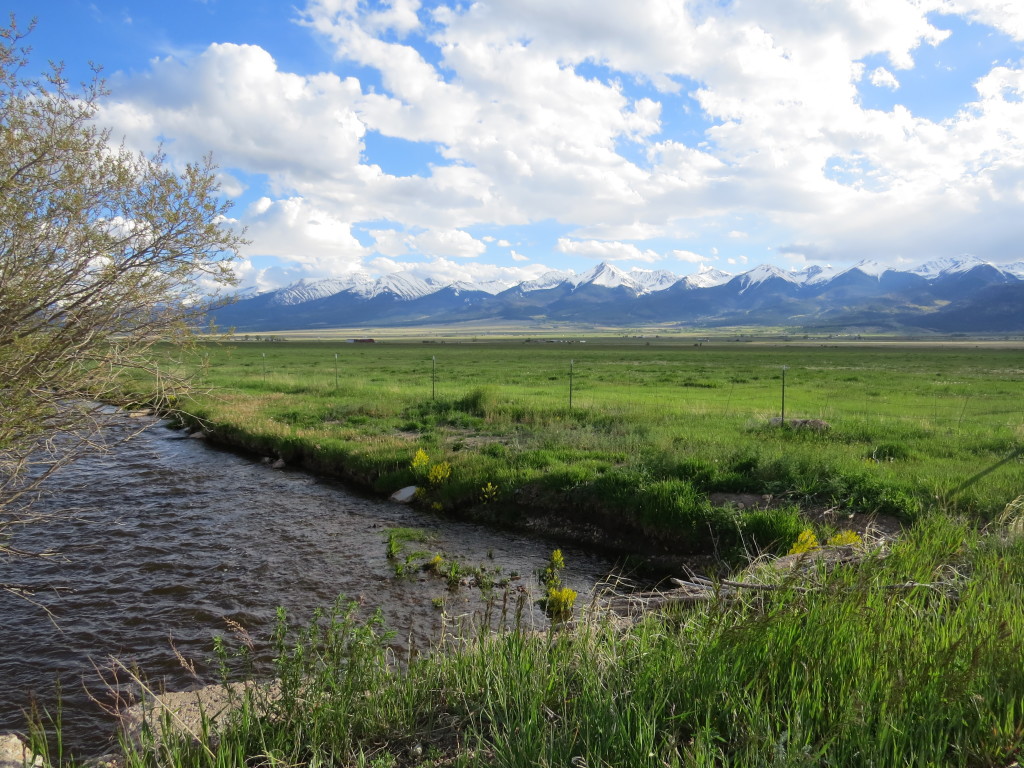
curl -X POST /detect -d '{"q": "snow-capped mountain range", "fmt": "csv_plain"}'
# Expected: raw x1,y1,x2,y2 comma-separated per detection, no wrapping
209,255,1024,333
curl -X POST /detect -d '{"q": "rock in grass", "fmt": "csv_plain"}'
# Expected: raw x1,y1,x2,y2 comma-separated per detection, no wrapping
0,733,42,768
769,544,861,572
122,681,275,753
768,417,831,431
390,486,418,503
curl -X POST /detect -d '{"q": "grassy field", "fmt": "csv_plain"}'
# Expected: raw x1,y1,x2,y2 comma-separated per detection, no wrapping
40,336,1021,767
144,337,1024,560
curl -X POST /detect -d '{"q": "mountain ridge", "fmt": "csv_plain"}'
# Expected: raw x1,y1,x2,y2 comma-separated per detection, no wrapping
209,256,1024,332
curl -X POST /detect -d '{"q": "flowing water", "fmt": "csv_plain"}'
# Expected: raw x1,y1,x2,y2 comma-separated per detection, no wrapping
0,418,618,754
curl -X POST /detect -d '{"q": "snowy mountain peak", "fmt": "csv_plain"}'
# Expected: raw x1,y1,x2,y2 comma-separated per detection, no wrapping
834,260,893,280
518,270,576,293
575,262,639,290
911,255,988,279
369,273,443,301
628,268,682,293
1000,261,1024,279
684,267,733,288
270,276,371,306
791,264,837,285
853,260,891,277
736,263,800,292
449,279,515,296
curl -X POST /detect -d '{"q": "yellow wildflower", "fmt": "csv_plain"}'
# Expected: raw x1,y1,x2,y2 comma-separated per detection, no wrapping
788,528,820,555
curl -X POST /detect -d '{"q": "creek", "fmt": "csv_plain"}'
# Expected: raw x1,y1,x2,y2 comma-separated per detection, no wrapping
0,417,619,754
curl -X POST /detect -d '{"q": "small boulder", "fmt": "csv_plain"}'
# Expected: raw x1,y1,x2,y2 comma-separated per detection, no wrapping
122,681,273,753
796,418,831,432
769,417,830,431
0,733,42,768
769,544,860,573
271,458,286,470
390,486,419,503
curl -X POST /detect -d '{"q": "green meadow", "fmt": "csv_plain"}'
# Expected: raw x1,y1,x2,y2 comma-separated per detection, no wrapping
157,337,1024,558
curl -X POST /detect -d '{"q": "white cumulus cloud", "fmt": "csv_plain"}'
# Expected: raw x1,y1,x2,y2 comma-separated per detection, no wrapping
243,197,369,276
671,249,711,264
409,229,488,259
557,238,660,263
869,66,900,90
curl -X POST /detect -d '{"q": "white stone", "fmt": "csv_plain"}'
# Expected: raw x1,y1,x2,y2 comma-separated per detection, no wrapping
122,681,275,752
0,733,42,768
390,486,419,503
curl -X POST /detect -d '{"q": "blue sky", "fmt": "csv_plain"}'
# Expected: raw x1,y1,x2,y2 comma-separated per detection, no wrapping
10,0,1024,291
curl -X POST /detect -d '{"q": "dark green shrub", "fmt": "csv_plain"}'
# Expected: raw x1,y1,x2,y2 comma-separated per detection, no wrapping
271,409,321,429
454,387,496,417
481,442,508,458
670,456,718,487
713,451,763,492
837,474,922,520
638,479,711,531
495,403,531,422
868,442,913,462
589,468,650,515
741,506,804,553
539,464,595,491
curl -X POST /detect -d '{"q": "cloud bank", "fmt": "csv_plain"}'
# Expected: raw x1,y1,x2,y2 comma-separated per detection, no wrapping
99,0,1024,288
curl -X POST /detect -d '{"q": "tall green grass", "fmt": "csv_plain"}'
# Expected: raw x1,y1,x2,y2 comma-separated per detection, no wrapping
93,511,1024,767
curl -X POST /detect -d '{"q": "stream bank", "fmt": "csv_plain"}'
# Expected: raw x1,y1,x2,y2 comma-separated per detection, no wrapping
0,414,619,757
179,415,746,575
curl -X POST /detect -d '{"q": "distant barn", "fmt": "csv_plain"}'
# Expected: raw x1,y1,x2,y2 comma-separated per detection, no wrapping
346,338,376,343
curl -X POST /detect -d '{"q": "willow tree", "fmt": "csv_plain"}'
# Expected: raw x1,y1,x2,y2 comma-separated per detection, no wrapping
0,22,244,561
